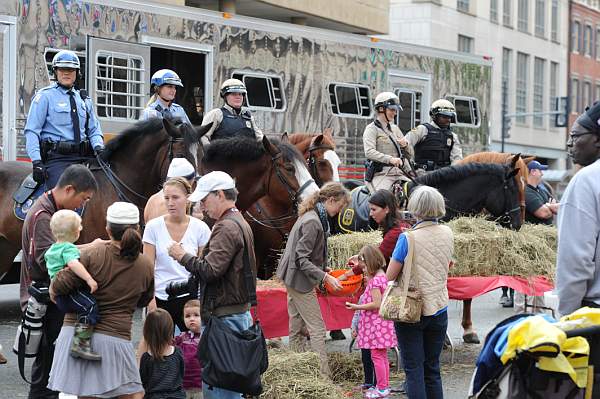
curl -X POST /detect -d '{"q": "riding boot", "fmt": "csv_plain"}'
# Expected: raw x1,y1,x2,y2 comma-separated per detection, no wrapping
70,323,102,361
329,329,346,341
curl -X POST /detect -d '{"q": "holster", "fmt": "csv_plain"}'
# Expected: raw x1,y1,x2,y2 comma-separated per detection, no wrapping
364,159,384,182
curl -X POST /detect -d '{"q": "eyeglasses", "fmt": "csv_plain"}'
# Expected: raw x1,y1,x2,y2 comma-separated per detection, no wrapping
200,191,217,204
568,132,594,144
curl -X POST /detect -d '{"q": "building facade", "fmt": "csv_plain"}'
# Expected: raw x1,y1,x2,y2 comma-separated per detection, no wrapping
569,1,600,134
384,0,569,172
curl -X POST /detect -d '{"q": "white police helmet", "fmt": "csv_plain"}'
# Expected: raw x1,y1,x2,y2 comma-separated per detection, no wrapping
151,69,184,89
220,78,247,98
52,50,80,70
430,99,457,119
374,92,402,112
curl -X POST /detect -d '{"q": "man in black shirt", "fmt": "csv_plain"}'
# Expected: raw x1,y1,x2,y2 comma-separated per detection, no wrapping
525,161,559,225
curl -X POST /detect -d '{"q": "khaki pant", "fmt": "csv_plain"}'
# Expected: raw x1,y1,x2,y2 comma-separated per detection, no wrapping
367,172,410,195
286,286,331,376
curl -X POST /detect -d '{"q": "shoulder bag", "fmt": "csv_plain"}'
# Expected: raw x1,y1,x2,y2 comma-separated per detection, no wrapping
197,217,268,396
379,231,423,323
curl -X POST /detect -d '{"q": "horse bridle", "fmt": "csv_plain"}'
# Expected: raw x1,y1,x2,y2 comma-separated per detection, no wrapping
306,138,335,188
496,178,522,228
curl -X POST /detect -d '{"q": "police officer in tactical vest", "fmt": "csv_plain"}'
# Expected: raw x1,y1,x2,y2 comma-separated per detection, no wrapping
141,69,192,125
200,78,264,145
406,99,463,172
25,50,104,190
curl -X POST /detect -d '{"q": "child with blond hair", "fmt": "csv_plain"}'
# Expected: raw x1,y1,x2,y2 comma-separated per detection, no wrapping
46,209,101,361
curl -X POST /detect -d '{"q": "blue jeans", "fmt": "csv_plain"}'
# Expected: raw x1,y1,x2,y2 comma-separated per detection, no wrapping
202,311,252,399
395,311,448,399
55,290,99,325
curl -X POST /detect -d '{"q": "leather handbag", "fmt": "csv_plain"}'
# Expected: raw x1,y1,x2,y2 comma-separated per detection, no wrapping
379,231,423,323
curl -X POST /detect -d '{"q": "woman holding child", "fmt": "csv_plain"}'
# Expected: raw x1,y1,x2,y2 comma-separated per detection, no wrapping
48,202,154,398
386,186,453,399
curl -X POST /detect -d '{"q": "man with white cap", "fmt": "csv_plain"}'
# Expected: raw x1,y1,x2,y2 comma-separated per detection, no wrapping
143,157,196,223
168,171,257,399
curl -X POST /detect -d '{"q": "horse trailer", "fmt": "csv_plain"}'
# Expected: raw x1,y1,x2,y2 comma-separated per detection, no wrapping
0,0,491,179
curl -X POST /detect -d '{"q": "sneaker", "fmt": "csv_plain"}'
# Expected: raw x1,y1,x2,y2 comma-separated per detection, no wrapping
365,388,391,398
356,384,374,392
499,295,508,305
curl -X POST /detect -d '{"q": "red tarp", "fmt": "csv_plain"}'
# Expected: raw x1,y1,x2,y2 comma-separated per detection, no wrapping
256,276,554,339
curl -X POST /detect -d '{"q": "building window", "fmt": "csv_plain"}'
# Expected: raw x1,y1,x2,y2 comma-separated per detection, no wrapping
491,0,499,22
231,72,286,111
328,83,371,118
518,0,529,32
551,0,559,42
533,58,545,126
572,22,581,53
393,89,422,132
549,62,559,125
95,51,144,120
516,52,529,123
595,83,600,103
571,78,580,114
585,25,594,56
457,0,470,13
503,0,513,26
584,81,592,111
502,48,512,112
534,0,545,37
445,95,481,127
457,34,474,53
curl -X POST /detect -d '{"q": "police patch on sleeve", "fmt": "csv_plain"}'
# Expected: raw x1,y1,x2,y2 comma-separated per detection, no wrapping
246,121,252,128
447,138,452,146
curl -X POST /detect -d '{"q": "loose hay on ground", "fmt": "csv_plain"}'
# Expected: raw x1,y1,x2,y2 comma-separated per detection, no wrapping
327,352,364,384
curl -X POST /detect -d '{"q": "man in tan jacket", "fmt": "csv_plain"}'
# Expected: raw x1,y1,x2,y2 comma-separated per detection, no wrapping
363,91,413,193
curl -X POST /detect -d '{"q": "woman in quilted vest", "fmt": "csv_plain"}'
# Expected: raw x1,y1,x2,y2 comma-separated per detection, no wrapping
386,186,454,399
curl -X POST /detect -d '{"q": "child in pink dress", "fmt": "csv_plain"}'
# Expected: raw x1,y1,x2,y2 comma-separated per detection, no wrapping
346,244,397,399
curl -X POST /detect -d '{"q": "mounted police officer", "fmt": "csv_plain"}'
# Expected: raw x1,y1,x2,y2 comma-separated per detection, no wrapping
141,69,192,125
25,50,104,190
200,78,263,145
406,99,463,173
363,91,413,194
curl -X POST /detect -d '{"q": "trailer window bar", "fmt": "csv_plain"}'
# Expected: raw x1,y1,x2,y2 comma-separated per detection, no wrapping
393,88,423,132
328,83,372,118
95,51,145,120
445,95,481,127
43,48,86,84
231,71,286,112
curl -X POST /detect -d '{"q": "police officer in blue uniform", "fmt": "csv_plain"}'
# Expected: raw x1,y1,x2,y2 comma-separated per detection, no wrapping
141,69,192,125
200,78,263,145
25,50,104,190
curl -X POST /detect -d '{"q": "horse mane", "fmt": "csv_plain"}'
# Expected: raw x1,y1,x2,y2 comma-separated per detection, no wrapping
203,136,305,165
415,163,507,187
102,118,165,160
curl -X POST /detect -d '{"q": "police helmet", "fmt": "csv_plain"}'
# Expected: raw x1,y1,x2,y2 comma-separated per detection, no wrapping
151,69,184,89
220,78,247,98
52,50,80,70
374,92,402,112
430,99,457,120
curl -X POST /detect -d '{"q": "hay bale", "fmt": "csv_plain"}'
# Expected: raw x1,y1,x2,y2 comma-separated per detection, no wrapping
262,350,346,398
327,230,382,269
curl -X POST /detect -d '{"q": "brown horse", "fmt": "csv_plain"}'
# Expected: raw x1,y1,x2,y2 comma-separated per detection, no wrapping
456,152,532,344
0,118,206,282
245,131,338,278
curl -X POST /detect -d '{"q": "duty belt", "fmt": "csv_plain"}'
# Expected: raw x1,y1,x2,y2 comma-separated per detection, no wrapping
41,140,91,157
415,160,451,171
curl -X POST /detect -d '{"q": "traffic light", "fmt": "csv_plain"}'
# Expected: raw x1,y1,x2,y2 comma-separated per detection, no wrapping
554,96,569,128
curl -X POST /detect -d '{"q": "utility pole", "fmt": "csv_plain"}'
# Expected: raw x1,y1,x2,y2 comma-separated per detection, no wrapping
501,80,509,153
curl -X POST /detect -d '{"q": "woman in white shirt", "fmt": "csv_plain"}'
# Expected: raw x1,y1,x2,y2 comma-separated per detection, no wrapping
142,177,211,330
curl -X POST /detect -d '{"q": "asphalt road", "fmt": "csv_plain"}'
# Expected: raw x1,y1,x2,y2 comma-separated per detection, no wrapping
0,284,528,398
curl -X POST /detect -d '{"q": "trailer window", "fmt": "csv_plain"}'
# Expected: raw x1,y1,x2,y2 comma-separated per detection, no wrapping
44,48,86,86
445,95,481,127
328,83,371,118
231,72,285,111
394,89,423,132
95,51,145,119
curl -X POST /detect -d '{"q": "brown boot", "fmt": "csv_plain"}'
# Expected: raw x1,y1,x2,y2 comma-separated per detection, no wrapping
70,323,102,361
0,345,7,364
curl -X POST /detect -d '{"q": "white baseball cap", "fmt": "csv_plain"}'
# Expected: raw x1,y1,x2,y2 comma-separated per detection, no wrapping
167,158,196,179
189,171,236,202
106,202,139,225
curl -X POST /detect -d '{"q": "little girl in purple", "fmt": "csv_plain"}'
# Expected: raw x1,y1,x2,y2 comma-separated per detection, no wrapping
346,244,397,399
174,299,202,398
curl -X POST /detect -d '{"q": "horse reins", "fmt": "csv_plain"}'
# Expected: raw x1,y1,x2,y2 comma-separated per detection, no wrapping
306,138,335,188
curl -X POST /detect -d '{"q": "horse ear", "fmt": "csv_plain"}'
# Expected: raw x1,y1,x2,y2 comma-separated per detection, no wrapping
323,127,333,137
509,153,521,168
163,117,178,137
506,168,520,179
522,156,536,164
314,134,324,146
195,122,213,139
262,135,279,156
281,132,289,142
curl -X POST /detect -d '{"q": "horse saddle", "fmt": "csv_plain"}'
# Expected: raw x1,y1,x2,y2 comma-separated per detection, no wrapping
335,186,376,233
13,174,44,221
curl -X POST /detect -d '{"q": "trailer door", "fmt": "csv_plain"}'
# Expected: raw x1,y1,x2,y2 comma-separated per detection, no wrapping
87,37,150,137
388,70,432,132
0,16,16,161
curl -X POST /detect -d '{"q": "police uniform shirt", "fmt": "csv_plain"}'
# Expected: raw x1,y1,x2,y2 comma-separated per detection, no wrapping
405,120,463,164
362,120,413,173
200,103,264,146
24,83,104,162
141,99,192,125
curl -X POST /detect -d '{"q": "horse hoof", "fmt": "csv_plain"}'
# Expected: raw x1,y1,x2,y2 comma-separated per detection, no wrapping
463,332,481,344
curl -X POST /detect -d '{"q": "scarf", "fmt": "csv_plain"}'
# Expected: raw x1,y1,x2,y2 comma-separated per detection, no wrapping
315,202,330,263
